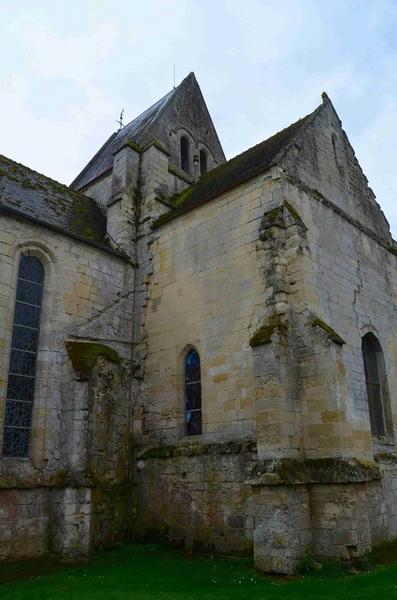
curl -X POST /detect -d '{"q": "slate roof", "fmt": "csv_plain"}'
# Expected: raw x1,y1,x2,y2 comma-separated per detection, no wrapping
153,104,322,228
71,87,177,191
0,154,122,255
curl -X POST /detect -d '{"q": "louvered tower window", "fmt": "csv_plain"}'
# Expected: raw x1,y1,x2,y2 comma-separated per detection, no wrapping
180,136,190,174
184,349,202,435
199,150,208,176
3,256,44,457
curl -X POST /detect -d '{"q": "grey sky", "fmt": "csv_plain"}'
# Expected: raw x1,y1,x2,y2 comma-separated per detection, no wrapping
1,0,396,234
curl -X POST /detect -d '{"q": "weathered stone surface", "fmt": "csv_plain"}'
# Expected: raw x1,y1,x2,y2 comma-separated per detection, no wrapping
1,78,397,575
247,457,381,486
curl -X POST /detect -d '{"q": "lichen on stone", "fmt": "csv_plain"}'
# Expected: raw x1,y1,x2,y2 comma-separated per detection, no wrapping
388,244,397,258
284,200,302,221
66,340,120,379
311,317,345,345
136,439,256,459
249,314,288,347
246,457,381,486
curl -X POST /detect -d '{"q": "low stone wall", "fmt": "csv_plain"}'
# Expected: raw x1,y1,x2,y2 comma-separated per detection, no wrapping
0,488,51,559
134,441,256,553
0,481,132,561
51,487,91,558
134,446,397,574
252,484,312,573
1,453,396,572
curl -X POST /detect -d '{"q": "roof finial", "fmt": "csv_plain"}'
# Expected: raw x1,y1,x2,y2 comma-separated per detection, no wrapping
321,91,330,104
116,109,125,130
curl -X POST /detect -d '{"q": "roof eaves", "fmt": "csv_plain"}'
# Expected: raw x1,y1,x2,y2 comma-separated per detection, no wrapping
0,203,130,261
152,166,273,230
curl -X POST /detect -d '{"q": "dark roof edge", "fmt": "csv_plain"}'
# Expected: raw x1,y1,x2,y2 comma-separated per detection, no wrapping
71,85,178,191
269,102,324,167
0,204,130,262
152,165,274,229
134,87,176,144
71,131,118,190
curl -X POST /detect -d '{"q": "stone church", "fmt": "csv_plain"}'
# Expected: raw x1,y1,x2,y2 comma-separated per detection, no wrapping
1,72,397,574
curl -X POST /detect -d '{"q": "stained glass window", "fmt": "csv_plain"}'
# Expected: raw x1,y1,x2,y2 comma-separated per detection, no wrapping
3,256,44,457
184,349,202,435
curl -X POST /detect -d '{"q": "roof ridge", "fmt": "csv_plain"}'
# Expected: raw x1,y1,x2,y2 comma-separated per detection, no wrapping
134,87,177,143
70,83,183,191
202,104,321,177
131,73,195,144
269,102,324,167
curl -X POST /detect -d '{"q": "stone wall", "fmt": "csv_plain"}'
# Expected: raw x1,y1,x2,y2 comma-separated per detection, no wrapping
253,484,311,573
138,176,268,444
280,95,391,243
134,441,255,553
2,90,397,573
137,104,397,571
0,215,134,558
277,175,397,459
0,488,51,559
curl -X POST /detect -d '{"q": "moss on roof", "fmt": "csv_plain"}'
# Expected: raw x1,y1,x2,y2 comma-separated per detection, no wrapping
0,154,116,252
153,106,320,229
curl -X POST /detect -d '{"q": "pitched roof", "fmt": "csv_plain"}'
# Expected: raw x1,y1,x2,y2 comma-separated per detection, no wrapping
153,104,322,228
0,154,123,256
71,87,177,191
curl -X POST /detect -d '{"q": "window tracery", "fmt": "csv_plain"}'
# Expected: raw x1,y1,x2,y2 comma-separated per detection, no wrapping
3,256,44,457
184,349,202,435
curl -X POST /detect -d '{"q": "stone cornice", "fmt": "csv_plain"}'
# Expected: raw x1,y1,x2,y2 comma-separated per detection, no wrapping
246,457,381,486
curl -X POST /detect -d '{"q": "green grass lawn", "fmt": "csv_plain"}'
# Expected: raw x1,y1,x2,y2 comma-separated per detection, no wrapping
1,543,397,600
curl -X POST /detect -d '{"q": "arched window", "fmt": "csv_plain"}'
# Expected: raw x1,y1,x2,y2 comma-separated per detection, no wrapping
362,333,392,439
199,150,207,176
331,133,344,170
184,349,202,435
180,136,190,174
3,256,44,457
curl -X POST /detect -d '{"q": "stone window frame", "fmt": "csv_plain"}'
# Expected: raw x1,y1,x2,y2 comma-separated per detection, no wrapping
3,255,45,458
177,344,203,438
180,135,191,174
361,330,394,449
197,142,213,175
199,149,208,176
331,131,345,175
1,241,56,468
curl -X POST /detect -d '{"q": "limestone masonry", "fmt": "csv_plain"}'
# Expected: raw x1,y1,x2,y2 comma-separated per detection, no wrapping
1,73,397,573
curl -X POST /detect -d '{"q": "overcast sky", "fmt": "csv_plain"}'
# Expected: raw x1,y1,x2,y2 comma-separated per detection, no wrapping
1,0,396,234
